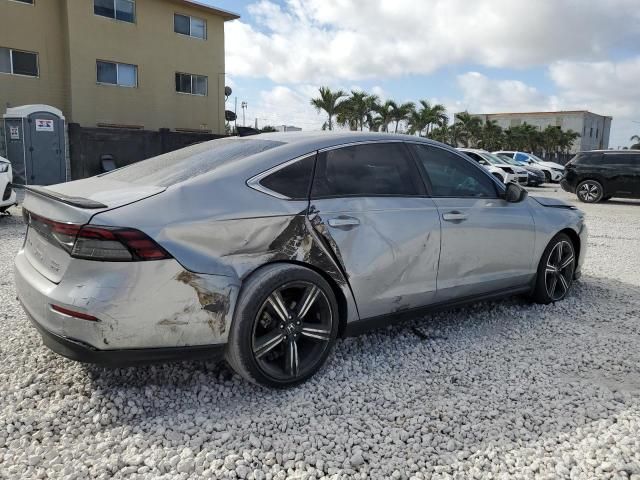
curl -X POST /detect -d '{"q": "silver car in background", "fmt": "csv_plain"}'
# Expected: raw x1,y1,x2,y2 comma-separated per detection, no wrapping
15,133,587,387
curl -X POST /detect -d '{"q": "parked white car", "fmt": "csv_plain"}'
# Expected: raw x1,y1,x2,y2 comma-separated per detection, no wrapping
0,156,17,213
458,148,529,185
494,151,564,183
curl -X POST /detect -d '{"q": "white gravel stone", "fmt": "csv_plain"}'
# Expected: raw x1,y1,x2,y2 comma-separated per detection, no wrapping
1,191,640,479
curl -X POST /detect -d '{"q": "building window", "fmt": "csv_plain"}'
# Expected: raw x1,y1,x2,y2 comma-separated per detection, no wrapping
94,0,135,23
175,73,207,96
97,60,137,87
0,47,38,77
10,0,34,4
590,127,593,138
596,128,599,139
174,14,206,39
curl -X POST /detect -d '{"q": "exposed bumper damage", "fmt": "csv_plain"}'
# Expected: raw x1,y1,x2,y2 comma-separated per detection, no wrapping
15,250,239,351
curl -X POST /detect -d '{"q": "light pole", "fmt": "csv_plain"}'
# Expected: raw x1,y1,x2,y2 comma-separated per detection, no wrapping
241,101,248,127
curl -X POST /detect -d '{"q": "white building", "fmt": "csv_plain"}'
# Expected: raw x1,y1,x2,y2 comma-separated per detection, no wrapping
275,125,302,132
470,111,612,153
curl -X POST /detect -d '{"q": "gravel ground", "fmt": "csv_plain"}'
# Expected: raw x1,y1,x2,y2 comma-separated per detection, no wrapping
1,187,640,480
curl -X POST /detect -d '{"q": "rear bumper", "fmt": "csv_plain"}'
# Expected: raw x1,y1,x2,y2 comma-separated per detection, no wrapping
14,248,239,352
25,308,224,366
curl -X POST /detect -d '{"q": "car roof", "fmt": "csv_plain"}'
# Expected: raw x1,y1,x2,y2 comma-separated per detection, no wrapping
582,149,639,154
248,131,438,151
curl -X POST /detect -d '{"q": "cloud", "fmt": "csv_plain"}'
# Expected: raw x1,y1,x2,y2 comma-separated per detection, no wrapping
452,72,555,114
227,0,640,83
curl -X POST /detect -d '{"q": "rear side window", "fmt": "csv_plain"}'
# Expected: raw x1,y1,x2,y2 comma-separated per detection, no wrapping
573,153,603,165
604,153,639,165
104,138,284,187
311,143,422,198
412,145,498,198
258,155,315,200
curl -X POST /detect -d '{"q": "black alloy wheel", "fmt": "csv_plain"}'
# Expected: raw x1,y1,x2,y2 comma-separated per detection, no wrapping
251,281,333,381
576,180,603,203
225,264,339,387
544,239,576,301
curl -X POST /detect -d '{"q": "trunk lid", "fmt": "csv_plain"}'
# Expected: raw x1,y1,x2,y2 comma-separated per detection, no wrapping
22,177,164,283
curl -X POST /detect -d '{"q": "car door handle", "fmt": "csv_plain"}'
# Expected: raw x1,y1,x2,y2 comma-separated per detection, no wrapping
442,211,467,222
328,216,360,229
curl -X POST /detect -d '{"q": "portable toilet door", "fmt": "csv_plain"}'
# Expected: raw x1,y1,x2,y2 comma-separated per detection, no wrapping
3,105,66,186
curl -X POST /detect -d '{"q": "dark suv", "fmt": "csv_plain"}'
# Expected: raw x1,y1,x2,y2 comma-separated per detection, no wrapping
561,150,640,203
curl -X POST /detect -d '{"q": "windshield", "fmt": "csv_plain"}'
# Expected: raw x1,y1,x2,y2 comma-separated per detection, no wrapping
496,154,519,166
103,137,285,187
529,153,547,163
479,152,510,165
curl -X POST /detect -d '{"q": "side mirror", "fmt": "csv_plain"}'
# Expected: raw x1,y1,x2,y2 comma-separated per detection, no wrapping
504,182,528,203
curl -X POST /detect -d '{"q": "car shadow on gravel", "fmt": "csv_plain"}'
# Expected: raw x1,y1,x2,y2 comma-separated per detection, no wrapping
76,275,640,463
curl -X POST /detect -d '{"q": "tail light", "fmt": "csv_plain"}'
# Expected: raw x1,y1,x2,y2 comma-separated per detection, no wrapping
24,210,172,262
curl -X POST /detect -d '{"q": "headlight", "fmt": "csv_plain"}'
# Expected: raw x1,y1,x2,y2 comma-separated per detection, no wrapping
552,167,564,172
0,164,8,173
499,167,514,174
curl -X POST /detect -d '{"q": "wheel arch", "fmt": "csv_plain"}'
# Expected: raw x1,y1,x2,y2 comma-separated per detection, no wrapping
239,260,351,338
558,227,581,266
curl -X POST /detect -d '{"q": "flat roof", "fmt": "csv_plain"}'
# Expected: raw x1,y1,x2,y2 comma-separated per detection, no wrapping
471,110,611,119
174,0,240,20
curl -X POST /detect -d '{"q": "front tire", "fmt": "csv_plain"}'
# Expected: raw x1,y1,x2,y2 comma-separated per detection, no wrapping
576,180,603,203
225,264,339,388
532,233,576,304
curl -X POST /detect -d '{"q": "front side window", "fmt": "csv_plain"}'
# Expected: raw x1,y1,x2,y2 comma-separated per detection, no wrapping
97,60,137,87
174,14,206,39
94,0,136,23
0,47,38,76
175,72,207,95
311,143,422,198
412,145,497,198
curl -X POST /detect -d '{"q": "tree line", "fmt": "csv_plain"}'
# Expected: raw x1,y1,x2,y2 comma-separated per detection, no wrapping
311,87,581,154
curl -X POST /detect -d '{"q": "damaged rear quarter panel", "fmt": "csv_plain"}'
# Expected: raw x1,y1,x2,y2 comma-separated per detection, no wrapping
53,259,239,349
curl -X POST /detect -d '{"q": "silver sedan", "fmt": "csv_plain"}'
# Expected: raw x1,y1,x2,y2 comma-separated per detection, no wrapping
15,132,587,387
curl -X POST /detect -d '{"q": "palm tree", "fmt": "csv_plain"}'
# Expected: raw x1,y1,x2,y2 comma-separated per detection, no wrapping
391,102,416,133
454,112,482,147
478,120,504,152
310,87,346,131
336,91,378,131
374,100,396,132
558,129,580,154
419,101,448,137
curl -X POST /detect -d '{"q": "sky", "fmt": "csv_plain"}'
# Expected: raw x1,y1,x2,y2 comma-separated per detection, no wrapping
204,0,640,148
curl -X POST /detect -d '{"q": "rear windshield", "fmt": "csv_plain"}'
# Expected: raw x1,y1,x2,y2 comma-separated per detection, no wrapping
103,138,284,187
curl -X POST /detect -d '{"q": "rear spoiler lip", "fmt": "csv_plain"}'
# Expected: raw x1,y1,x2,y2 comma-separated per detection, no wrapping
23,185,108,210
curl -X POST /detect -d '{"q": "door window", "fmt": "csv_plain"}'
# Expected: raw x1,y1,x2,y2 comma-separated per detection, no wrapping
412,145,498,198
604,154,639,166
311,143,423,198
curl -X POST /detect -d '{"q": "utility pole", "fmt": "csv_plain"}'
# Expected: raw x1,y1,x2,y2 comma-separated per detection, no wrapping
241,101,248,127
234,97,238,133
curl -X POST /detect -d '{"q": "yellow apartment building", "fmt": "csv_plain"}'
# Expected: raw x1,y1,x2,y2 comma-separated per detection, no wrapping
0,0,239,133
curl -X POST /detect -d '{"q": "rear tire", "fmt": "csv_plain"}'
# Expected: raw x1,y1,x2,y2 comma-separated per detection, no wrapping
532,233,576,304
225,264,339,388
576,180,603,203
